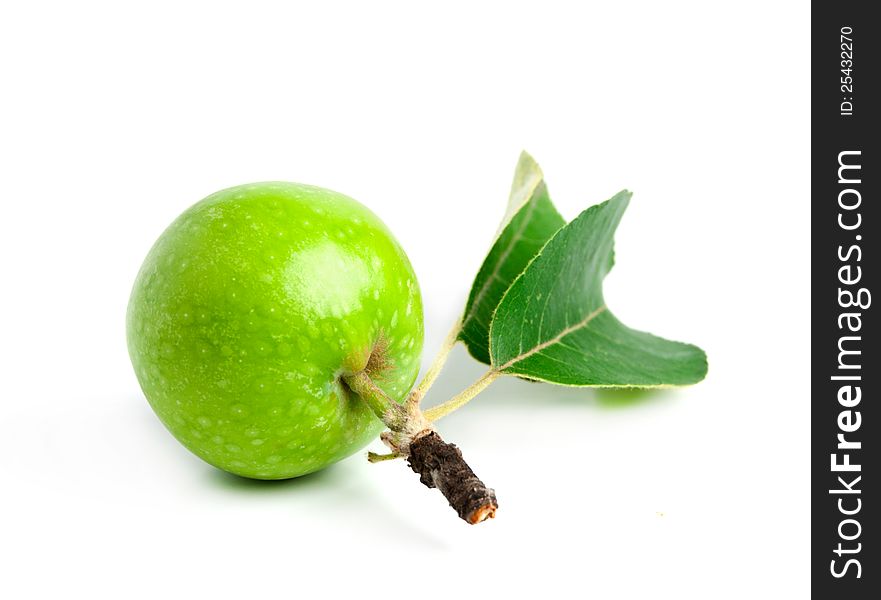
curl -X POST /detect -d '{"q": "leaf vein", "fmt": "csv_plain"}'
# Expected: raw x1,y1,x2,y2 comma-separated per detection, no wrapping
498,304,607,371
462,191,540,328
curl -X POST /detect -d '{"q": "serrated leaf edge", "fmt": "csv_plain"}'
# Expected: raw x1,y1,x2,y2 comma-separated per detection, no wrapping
459,151,553,329
487,191,630,369
487,190,707,387
486,190,662,382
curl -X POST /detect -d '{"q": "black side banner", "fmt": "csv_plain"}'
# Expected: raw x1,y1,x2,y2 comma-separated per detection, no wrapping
812,2,878,596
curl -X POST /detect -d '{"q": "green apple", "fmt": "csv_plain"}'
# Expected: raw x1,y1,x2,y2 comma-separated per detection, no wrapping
127,182,423,479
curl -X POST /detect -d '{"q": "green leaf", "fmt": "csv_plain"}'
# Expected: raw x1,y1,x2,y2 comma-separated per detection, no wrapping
459,152,566,364
489,191,707,387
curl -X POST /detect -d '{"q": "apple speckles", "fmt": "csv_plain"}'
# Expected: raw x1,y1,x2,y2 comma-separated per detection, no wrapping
128,182,423,480
180,306,195,324
259,303,280,319
250,438,264,446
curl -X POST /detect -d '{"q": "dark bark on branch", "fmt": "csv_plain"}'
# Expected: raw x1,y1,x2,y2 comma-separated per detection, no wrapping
406,431,498,524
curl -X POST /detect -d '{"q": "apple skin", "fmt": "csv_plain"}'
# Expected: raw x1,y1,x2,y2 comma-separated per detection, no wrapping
127,182,423,479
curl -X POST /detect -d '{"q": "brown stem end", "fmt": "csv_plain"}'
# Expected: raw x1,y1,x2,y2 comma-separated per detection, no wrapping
406,431,498,525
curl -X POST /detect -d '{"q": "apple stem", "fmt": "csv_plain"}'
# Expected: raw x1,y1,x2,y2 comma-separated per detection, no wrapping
341,370,408,431
342,368,498,525
406,431,498,524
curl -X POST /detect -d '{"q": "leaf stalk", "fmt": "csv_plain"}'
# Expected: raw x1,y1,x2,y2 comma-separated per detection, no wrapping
423,368,502,421
407,320,462,408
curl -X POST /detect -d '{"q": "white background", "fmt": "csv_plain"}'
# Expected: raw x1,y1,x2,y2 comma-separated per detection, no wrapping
0,2,810,598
